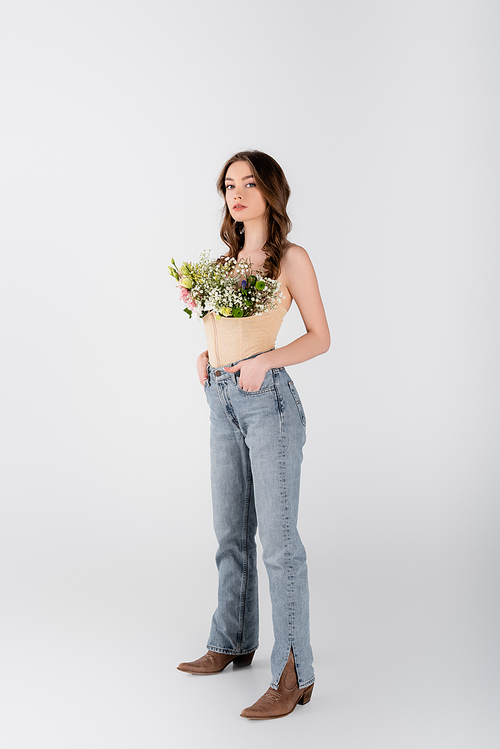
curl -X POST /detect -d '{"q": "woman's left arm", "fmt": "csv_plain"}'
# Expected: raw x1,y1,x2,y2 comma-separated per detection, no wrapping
225,245,330,391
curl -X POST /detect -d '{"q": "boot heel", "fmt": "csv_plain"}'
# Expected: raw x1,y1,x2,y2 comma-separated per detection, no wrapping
233,651,255,668
298,684,314,705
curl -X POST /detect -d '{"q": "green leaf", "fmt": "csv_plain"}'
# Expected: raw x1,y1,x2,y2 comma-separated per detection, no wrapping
183,308,192,318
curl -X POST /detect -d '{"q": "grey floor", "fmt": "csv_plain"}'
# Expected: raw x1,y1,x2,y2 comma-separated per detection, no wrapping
2,535,498,749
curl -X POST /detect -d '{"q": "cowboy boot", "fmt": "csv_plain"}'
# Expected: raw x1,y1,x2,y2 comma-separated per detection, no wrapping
177,650,255,675
240,649,314,719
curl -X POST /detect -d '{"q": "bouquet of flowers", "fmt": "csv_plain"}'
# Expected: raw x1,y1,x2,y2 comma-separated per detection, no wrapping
169,251,282,320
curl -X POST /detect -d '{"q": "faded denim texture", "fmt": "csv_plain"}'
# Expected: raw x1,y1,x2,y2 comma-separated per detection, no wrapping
205,360,314,689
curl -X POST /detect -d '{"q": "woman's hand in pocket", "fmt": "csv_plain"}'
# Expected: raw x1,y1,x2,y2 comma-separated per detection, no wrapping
224,356,269,392
196,350,209,386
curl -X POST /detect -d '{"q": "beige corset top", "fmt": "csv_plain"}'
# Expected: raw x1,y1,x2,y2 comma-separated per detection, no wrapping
203,297,289,368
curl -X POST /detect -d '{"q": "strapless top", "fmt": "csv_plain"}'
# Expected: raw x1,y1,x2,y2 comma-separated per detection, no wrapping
203,296,289,367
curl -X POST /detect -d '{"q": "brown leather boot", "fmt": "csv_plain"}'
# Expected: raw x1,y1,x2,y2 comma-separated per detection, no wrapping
240,650,314,719
177,650,255,675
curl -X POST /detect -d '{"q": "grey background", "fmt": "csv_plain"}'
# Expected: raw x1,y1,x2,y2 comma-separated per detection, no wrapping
1,1,499,747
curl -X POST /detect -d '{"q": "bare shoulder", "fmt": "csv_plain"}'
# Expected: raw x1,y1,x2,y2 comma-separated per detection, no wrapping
278,243,322,309
281,243,316,280
279,242,328,347
282,241,309,258
282,242,313,266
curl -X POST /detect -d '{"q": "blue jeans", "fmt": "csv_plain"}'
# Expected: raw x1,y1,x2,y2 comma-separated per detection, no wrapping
204,359,315,689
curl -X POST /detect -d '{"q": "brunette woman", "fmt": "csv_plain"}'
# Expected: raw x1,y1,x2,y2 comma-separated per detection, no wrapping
177,151,330,719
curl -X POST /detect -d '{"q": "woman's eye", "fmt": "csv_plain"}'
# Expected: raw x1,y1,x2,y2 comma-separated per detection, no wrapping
225,182,256,190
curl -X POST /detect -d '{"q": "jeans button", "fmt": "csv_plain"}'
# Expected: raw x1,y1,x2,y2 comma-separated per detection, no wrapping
215,370,221,377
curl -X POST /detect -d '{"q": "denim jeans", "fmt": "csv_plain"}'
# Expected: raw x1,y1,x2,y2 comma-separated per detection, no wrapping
204,358,315,689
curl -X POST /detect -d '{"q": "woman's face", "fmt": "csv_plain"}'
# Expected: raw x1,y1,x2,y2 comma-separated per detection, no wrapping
224,160,267,223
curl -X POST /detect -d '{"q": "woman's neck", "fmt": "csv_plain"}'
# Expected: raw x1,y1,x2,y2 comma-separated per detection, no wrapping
240,218,267,255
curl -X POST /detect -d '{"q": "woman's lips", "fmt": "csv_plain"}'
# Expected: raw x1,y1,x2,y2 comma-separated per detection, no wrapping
232,205,246,211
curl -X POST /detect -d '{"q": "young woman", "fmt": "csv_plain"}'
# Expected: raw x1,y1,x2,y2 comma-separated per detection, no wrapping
177,151,330,719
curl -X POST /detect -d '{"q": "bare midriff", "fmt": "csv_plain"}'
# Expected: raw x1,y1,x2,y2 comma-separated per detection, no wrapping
203,294,290,368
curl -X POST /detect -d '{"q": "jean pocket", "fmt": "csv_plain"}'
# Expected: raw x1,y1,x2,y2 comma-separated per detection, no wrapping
288,380,306,426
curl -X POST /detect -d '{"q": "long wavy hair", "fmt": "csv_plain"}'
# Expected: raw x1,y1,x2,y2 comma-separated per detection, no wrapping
217,150,292,279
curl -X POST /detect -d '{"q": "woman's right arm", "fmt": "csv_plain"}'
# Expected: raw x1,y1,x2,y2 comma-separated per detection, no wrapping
197,350,209,385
